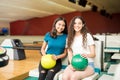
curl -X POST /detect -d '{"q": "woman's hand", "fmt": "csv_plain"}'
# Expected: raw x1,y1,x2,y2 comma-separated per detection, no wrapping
69,65,76,71
81,54,88,58
52,55,58,60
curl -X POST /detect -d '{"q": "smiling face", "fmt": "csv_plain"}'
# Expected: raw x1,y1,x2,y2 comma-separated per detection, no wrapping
73,18,84,33
55,20,65,34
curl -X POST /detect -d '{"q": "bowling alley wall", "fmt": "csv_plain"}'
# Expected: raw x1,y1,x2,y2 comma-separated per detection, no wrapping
10,11,120,35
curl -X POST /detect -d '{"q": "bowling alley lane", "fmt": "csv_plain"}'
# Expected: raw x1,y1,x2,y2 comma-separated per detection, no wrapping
0,49,41,80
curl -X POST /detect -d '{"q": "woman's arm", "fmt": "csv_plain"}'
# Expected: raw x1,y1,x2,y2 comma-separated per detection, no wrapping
81,44,96,58
40,41,47,56
53,48,67,60
67,48,76,71
87,44,96,58
67,49,73,64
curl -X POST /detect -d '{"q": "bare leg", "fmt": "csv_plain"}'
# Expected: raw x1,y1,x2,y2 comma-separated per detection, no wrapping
70,66,94,80
62,65,74,80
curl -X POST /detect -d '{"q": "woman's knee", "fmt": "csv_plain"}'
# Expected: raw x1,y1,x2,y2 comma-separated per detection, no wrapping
40,70,46,73
71,74,79,80
62,73,69,80
46,70,56,80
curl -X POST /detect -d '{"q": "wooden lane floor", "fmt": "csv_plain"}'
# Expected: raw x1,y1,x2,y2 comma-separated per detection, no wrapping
0,50,41,80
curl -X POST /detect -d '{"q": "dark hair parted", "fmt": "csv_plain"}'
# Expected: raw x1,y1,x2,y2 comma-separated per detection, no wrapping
50,17,68,38
67,16,90,49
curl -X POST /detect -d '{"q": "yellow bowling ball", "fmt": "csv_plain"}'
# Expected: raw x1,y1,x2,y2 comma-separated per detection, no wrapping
41,54,56,69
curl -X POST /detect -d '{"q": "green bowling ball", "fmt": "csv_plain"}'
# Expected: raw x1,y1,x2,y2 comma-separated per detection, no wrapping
71,54,88,71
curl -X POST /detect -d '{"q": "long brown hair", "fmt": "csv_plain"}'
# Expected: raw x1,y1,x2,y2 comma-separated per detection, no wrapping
67,16,89,49
50,17,68,38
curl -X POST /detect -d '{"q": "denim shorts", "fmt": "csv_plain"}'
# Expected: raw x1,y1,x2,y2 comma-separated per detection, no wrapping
88,62,95,69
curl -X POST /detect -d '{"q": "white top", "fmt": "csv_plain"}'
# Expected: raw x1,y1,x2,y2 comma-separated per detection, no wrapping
71,33,95,62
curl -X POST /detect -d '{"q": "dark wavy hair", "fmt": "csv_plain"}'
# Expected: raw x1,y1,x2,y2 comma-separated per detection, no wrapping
67,16,90,49
50,17,68,38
